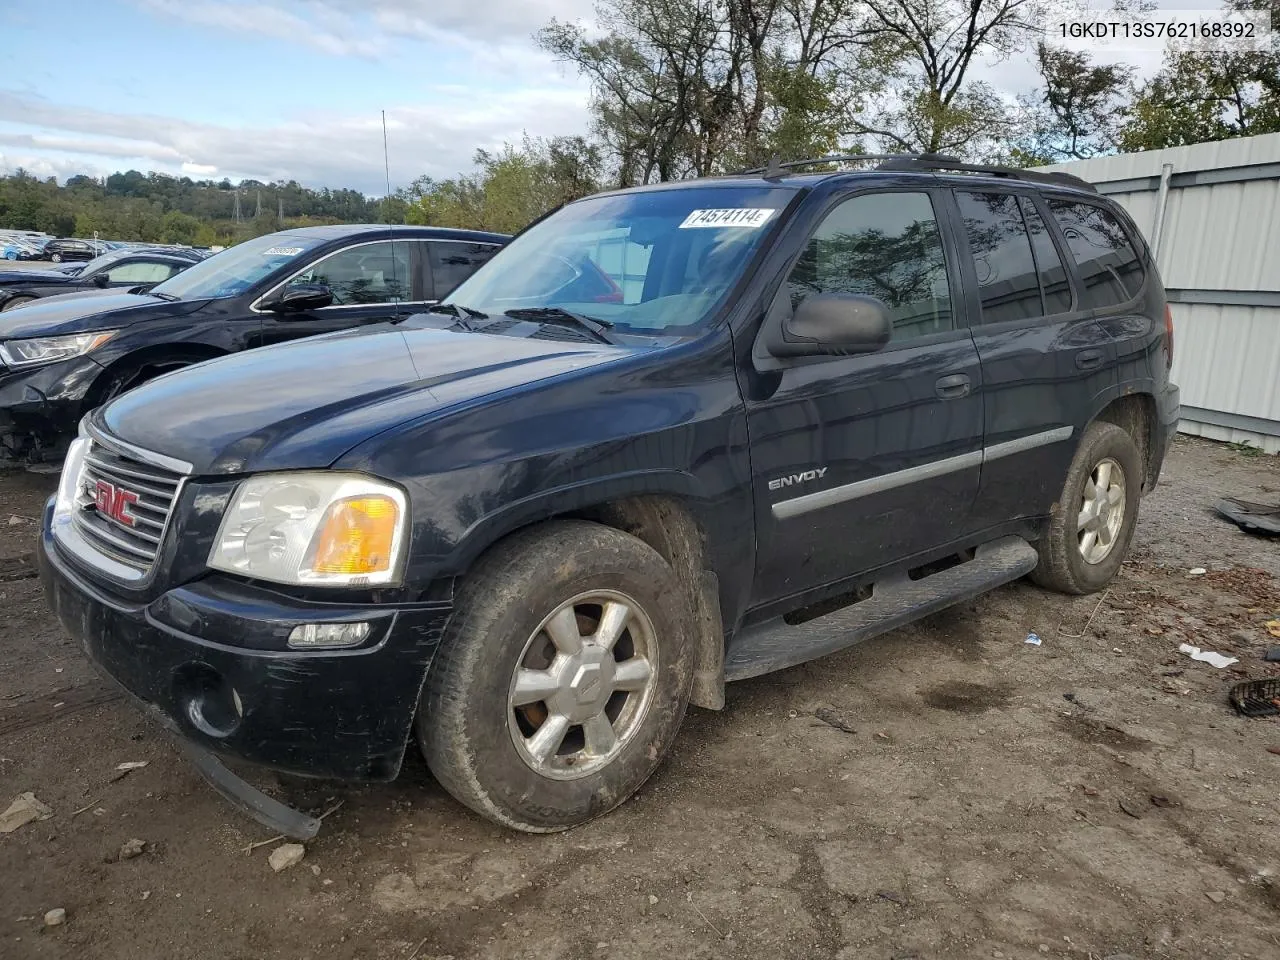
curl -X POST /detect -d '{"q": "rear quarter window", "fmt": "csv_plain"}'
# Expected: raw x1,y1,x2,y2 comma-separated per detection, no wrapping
1047,200,1144,309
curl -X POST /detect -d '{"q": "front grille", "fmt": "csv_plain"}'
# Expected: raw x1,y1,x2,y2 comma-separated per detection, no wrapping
72,440,184,574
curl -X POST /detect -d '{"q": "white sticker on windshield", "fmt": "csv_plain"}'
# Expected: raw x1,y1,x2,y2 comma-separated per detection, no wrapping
678,208,776,229
263,246,303,256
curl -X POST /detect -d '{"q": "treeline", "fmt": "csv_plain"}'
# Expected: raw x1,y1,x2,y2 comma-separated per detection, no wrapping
0,170,385,246
407,0,1280,233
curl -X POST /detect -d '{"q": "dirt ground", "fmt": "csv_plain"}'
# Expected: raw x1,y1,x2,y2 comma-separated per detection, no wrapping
2,436,1279,960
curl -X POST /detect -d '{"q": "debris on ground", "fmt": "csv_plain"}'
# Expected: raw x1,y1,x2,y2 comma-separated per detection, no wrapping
875,890,906,905
1228,678,1280,717
1205,890,1227,903
43,908,66,927
1215,497,1280,535
813,706,857,734
1025,632,1043,646
0,792,53,833
117,838,147,861
1267,621,1280,640
268,842,306,872
1189,567,1207,576
1179,643,1239,669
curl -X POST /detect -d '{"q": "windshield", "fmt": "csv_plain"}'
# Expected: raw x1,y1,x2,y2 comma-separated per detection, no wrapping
150,233,324,300
77,248,137,276
444,185,793,335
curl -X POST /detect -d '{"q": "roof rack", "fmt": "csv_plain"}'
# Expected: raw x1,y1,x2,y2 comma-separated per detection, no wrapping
742,153,919,177
874,155,1097,193
741,152,1096,193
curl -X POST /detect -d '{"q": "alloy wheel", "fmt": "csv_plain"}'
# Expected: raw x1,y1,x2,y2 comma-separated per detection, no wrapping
507,589,658,781
1077,456,1126,564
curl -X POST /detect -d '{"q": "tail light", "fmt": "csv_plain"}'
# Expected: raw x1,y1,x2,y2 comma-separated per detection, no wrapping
1164,304,1174,370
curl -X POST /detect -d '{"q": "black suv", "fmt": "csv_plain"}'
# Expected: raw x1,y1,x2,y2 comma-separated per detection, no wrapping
39,156,1179,838
0,246,206,312
0,224,508,458
42,238,107,262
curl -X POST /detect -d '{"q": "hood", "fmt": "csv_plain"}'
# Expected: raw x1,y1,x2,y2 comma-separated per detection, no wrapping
0,293,209,339
0,268,75,285
98,324,627,474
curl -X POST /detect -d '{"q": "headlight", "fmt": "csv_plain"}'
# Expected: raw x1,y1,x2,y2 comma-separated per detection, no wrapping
0,330,117,368
209,472,408,587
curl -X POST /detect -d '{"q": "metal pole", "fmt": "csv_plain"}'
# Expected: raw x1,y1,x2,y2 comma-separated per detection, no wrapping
1150,162,1174,263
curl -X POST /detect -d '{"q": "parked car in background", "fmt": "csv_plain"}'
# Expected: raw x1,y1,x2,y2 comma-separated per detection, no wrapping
42,238,107,262
2,238,45,261
0,224,508,458
0,247,207,312
34,156,1177,836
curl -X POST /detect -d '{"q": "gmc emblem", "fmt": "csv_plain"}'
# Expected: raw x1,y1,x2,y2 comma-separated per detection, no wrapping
93,480,139,527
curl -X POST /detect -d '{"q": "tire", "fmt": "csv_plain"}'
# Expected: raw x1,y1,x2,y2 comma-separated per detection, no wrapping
1,296,34,312
1032,421,1142,595
50,253,62,263
419,520,695,832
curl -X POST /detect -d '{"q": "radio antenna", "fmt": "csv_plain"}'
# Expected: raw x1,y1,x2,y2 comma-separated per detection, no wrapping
381,109,402,310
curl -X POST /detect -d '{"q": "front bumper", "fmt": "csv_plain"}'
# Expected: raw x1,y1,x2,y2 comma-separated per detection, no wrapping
0,355,103,455
39,500,451,787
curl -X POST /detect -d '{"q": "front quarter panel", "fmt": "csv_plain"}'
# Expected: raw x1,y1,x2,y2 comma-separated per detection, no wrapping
336,333,755,620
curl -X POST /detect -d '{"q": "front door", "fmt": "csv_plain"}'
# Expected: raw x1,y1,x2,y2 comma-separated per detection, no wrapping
257,239,413,346
745,188,984,608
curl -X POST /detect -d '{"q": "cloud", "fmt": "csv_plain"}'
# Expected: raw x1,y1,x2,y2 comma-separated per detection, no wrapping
133,0,594,55
136,0,383,57
0,89,591,193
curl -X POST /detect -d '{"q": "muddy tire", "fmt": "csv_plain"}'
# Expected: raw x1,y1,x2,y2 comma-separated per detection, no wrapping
418,520,694,832
1032,421,1142,595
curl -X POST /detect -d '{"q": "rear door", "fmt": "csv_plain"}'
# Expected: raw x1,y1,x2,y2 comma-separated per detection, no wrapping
955,189,1118,528
745,187,985,607
256,239,413,346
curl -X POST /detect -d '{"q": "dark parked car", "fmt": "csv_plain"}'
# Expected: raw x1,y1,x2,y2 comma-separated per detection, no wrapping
42,238,107,263
0,224,507,458
38,156,1178,838
0,247,207,312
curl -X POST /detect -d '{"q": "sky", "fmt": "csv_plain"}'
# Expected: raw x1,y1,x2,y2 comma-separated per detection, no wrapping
0,0,1218,196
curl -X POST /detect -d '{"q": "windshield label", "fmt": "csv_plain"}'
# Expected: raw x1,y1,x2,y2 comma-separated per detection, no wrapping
262,246,303,256
679,208,776,229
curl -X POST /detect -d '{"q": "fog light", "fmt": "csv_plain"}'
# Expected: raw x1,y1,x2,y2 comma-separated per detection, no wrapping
288,622,370,649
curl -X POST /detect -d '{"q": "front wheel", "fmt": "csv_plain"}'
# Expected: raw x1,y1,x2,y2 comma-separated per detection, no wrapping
50,253,62,263
1032,421,1142,595
418,520,694,832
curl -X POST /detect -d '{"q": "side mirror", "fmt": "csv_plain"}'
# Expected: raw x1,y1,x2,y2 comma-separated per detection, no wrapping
92,273,110,288
767,293,892,358
262,283,333,314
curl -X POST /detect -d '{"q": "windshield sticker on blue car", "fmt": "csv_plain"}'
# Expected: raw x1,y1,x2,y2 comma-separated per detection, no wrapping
678,208,777,229
262,246,304,256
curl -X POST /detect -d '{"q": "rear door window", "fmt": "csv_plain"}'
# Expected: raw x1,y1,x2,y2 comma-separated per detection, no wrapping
1046,200,1144,309
1018,198,1073,315
427,241,500,299
954,191,1043,324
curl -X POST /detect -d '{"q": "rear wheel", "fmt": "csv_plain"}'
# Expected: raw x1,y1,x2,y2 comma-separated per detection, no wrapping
1032,421,1142,595
1,296,34,312
418,520,694,832
50,253,62,263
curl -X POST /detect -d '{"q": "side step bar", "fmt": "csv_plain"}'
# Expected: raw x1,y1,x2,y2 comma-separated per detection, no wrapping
724,536,1039,681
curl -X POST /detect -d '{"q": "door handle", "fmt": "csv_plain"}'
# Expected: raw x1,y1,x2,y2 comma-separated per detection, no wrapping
935,373,971,399
1076,349,1104,370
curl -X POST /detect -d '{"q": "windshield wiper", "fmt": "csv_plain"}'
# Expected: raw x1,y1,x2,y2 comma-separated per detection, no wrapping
149,291,180,301
503,307,618,345
397,302,489,328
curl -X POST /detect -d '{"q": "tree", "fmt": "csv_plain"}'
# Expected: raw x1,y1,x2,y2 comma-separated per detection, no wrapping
160,210,202,245
846,0,1042,156
1013,43,1133,164
1119,1,1280,151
